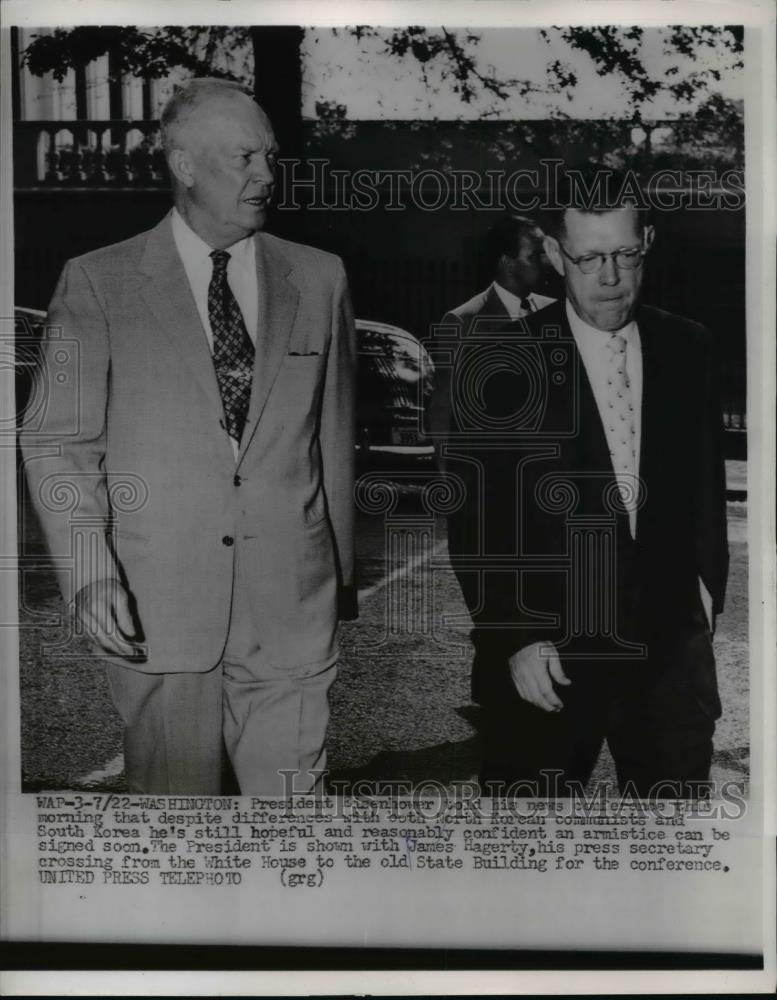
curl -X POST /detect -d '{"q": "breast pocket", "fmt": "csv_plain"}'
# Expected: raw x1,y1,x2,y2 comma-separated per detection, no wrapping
273,354,327,421
279,353,326,381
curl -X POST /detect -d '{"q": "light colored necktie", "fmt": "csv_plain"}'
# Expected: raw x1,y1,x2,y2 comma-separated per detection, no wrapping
604,333,636,525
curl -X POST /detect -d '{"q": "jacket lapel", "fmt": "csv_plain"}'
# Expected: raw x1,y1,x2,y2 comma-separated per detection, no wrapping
237,233,300,462
541,302,626,524
483,283,510,320
474,284,511,336
635,305,662,530
138,215,227,425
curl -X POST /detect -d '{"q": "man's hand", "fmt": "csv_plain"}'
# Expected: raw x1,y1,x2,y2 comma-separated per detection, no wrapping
508,642,570,712
73,578,145,660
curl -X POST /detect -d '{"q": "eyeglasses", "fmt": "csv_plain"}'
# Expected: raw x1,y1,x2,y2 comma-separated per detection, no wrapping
559,244,647,274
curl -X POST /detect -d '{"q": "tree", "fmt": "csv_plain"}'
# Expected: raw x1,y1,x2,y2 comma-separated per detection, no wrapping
19,26,305,155
19,23,744,150
542,25,743,119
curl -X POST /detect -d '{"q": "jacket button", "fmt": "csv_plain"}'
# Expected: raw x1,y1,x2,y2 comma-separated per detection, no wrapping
233,474,242,487
222,535,234,547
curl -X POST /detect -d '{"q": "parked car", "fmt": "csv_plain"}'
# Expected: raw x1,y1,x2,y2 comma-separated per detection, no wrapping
14,308,437,469
13,307,46,427
355,319,436,470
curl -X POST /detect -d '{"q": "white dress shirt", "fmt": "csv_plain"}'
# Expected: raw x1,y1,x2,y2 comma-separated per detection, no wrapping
171,209,259,458
170,207,259,349
565,299,642,510
565,299,712,627
493,281,545,319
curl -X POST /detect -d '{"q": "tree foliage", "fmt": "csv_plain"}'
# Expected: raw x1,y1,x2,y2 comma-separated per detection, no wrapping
21,26,245,81
542,25,742,118
20,23,743,123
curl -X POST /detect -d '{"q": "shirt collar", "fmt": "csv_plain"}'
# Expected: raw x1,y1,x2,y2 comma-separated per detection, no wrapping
171,207,255,273
492,281,531,318
565,298,638,345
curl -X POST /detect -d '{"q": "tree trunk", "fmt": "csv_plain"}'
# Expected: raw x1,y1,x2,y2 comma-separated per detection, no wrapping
250,26,304,158
250,27,305,240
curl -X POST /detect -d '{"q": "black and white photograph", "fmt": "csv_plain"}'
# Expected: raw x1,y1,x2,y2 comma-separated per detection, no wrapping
1,0,774,992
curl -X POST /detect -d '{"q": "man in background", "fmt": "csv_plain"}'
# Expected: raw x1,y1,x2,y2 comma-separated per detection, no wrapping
21,78,356,796
428,214,554,702
466,213,556,323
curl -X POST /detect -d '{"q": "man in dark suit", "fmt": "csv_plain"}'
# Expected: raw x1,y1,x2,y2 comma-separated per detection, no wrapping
445,213,556,329
21,79,356,796
428,215,554,703
429,215,554,457
445,170,728,797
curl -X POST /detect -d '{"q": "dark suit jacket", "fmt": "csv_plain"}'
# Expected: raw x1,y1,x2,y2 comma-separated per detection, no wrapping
427,283,554,455
446,299,729,686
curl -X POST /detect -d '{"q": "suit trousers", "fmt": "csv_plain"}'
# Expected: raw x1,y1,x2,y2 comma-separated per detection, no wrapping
479,617,721,799
104,543,337,796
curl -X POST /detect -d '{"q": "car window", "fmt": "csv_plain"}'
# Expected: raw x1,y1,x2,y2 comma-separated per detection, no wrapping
357,327,433,388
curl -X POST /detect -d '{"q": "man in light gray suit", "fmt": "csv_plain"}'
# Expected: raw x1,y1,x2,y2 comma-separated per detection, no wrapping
21,79,356,796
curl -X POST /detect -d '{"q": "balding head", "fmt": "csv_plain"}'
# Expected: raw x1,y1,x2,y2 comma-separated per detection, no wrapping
160,78,278,249
160,78,255,156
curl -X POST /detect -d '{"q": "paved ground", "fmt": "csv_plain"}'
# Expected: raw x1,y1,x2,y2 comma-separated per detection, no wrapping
328,495,749,795
18,471,749,794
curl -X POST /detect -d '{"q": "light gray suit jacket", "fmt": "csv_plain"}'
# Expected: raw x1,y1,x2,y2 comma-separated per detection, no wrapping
21,213,356,674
